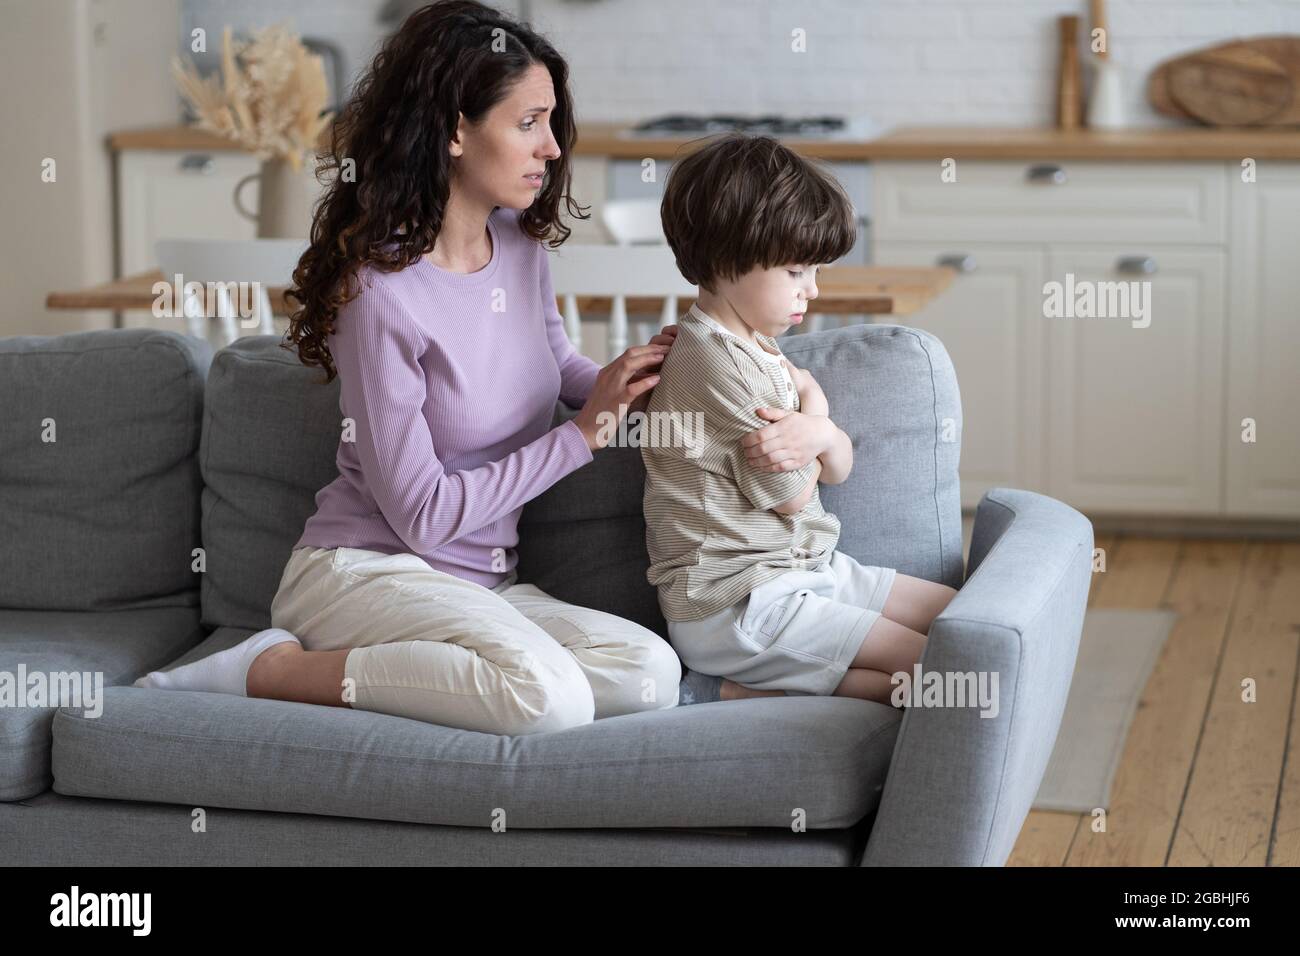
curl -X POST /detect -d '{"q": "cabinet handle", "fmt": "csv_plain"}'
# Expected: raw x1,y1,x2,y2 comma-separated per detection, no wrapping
179,154,215,175
936,253,977,273
1116,255,1157,275
1026,164,1067,185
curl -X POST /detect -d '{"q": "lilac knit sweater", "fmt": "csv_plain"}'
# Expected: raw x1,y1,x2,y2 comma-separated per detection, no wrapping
294,207,601,588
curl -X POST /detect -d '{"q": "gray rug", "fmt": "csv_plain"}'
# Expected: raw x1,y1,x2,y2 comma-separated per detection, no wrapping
1031,607,1177,812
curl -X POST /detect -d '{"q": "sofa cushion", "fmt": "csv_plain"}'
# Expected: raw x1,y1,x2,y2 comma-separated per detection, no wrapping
51,628,901,829
198,337,341,631
782,324,965,588
0,329,211,611
0,606,205,801
517,323,965,637
4,790,864,865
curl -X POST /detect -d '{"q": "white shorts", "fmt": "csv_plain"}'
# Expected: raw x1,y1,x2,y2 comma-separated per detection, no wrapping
667,550,897,696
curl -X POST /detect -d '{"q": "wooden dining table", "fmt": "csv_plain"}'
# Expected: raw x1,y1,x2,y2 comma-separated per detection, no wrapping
46,264,954,323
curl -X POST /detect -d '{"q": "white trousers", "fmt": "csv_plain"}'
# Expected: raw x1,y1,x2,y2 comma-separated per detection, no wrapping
270,546,681,736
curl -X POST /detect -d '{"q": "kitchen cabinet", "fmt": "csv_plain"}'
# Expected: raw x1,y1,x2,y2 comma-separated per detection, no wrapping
874,157,1294,520
871,242,1046,509
1044,247,1225,515
117,149,261,276
560,156,611,243
1225,165,1300,517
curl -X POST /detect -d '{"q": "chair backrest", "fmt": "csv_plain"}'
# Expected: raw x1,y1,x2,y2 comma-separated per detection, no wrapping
155,238,308,346
546,243,696,357
601,199,665,245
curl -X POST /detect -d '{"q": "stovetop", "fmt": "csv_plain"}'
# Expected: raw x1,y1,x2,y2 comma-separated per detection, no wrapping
619,113,878,140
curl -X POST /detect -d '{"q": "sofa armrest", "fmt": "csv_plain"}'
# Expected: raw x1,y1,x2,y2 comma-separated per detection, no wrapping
860,487,1093,866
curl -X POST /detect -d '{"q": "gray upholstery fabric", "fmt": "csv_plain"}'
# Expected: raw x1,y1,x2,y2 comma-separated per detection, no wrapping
0,329,211,611
860,487,1094,866
198,337,341,631
0,606,205,801
51,625,902,830
2,790,865,866
517,323,965,638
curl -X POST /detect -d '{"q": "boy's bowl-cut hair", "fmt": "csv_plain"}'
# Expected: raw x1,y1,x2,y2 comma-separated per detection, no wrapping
659,133,858,293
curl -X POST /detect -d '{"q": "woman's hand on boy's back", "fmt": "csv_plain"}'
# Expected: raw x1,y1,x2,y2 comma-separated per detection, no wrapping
647,323,679,349
572,326,678,450
624,323,680,415
573,343,669,451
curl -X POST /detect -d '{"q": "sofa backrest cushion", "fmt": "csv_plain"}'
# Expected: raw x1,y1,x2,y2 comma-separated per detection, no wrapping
0,329,211,611
199,337,341,631
517,323,965,637
203,323,963,639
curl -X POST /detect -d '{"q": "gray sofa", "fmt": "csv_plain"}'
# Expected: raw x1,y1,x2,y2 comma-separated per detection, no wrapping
0,321,1092,866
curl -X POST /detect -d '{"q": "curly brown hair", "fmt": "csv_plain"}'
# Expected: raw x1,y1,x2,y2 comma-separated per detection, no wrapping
282,0,588,383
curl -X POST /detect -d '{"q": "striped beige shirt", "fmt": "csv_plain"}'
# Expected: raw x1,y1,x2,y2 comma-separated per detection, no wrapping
642,304,841,622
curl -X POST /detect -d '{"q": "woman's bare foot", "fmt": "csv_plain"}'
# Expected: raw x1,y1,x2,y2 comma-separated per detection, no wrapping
720,678,786,701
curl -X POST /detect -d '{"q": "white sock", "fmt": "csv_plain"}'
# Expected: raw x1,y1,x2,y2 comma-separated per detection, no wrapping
133,628,301,697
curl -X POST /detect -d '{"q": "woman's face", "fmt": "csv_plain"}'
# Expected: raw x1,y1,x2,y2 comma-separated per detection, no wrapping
450,62,562,211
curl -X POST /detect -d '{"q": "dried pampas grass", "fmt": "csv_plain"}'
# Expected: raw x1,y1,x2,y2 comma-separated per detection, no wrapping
172,23,334,172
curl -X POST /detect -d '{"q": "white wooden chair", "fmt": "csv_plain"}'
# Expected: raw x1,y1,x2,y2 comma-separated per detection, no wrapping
598,199,675,348
598,198,830,336
546,243,696,361
601,198,664,245
155,238,308,347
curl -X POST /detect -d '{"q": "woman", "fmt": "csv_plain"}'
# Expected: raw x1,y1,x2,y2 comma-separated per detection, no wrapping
134,0,683,734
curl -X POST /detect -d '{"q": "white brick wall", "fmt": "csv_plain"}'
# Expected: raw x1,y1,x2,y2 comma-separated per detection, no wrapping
530,0,1300,128
182,0,1300,127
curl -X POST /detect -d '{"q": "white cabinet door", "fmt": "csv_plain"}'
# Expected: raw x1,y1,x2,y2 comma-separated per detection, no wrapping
117,149,260,276
874,241,1048,509
872,160,1225,245
1044,247,1226,515
559,156,610,244
1225,165,1300,518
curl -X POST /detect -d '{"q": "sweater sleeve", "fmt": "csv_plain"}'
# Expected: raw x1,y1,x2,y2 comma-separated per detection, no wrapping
538,243,601,407
332,276,595,554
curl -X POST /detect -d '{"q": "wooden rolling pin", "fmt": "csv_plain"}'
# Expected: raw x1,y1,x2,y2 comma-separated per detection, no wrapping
1057,15,1082,130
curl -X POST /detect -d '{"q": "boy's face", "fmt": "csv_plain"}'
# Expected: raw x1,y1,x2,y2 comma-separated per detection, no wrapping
716,263,821,338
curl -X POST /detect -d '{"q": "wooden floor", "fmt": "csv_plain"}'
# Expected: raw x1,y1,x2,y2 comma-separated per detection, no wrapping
983,528,1300,866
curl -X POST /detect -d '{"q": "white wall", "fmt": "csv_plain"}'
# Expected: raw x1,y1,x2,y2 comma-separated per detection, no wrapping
532,0,1300,127
0,0,180,337
184,0,1300,127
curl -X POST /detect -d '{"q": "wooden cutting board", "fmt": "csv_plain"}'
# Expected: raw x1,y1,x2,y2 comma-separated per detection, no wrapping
1149,36,1300,126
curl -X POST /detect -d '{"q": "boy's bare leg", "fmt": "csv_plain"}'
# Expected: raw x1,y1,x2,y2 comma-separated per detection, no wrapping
880,573,959,635
832,667,898,704
831,608,933,705
246,642,353,708
720,678,785,700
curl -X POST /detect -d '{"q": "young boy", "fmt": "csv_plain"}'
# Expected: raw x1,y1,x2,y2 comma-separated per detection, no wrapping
643,133,957,706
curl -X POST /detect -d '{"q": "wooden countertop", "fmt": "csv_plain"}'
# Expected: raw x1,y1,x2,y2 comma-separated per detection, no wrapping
47,265,953,318
110,123,1300,161
852,125,1300,161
